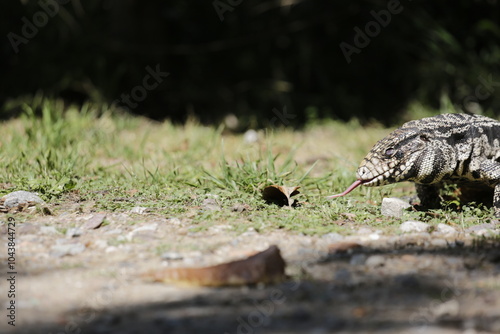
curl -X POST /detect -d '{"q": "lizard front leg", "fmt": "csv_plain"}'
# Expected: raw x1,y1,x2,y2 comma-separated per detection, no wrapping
493,184,500,218
415,183,441,210
477,159,500,217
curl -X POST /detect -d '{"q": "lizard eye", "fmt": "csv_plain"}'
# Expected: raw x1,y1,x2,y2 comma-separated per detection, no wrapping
384,148,395,157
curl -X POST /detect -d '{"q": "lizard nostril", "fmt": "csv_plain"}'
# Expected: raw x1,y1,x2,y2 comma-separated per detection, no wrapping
357,166,371,179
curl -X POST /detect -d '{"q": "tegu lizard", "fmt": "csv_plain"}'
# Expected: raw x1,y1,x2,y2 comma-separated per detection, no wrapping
328,113,500,217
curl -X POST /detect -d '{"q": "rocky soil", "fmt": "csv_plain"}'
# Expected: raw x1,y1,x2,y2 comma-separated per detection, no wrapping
1,196,500,334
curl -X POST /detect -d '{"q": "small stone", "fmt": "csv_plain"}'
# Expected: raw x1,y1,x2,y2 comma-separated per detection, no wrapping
66,227,83,238
50,243,86,257
105,246,118,253
130,206,148,214
2,191,44,208
401,254,417,262
400,221,430,233
243,129,259,144
131,223,158,234
432,299,459,319
328,242,362,254
231,203,250,212
17,223,40,235
356,227,373,235
128,223,159,241
365,255,386,268
322,232,344,242
466,223,498,236
161,252,183,260
350,254,367,265
436,223,457,235
381,197,411,218
104,228,123,235
93,240,108,248
334,268,352,284
430,238,448,248
167,218,182,225
201,198,221,211
82,213,106,230
40,226,60,235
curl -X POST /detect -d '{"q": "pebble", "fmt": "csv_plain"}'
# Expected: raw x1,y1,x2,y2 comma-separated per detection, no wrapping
105,246,118,253
104,228,123,235
40,226,60,235
432,299,460,319
167,218,182,225
66,227,83,238
322,232,344,242
50,243,86,257
435,223,457,235
334,268,352,284
82,213,106,230
365,255,386,268
350,254,367,265
356,227,373,234
2,191,44,208
201,198,222,211
231,203,250,212
17,223,40,234
130,206,148,214
466,223,498,236
381,197,411,218
93,240,108,248
243,129,259,144
400,221,430,233
131,223,158,234
160,252,183,260
430,238,448,248
127,223,159,241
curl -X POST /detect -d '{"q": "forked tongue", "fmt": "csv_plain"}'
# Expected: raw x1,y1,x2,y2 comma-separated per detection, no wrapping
326,180,363,199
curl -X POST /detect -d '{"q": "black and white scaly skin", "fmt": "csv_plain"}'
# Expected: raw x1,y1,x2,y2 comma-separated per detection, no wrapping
329,113,500,217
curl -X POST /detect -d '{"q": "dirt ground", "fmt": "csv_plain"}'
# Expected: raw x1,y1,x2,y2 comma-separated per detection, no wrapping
1,203,500,334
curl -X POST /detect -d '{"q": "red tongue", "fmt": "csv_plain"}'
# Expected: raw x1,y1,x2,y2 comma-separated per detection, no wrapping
326,180,364,199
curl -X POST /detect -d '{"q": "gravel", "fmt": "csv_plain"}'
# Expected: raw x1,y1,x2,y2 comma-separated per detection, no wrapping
400,220,431,233
2,210,499,334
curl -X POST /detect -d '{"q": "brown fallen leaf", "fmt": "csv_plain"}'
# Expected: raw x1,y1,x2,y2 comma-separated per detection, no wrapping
142,245,286,287
262,185,300,207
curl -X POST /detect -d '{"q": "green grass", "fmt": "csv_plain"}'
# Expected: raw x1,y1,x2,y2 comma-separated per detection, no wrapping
0,96,494,234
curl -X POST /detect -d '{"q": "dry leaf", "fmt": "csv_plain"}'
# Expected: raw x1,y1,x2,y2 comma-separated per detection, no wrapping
262,185,300,207
142,245,286,287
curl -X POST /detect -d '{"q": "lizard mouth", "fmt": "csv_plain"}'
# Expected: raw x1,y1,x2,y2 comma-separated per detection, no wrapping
326,178,374,199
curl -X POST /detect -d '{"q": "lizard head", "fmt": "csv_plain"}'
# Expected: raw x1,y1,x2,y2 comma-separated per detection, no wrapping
327,114,468,200
357,125,442,186
327,126,435,199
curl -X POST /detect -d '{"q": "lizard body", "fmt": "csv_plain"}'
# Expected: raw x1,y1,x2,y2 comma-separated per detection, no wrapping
329,113,500,217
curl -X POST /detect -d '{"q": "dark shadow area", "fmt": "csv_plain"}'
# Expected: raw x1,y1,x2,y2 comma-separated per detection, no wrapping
1,1,500,125
10,235,500,334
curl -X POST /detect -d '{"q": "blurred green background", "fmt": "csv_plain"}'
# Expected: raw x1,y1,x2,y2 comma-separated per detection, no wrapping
2,0,500,125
